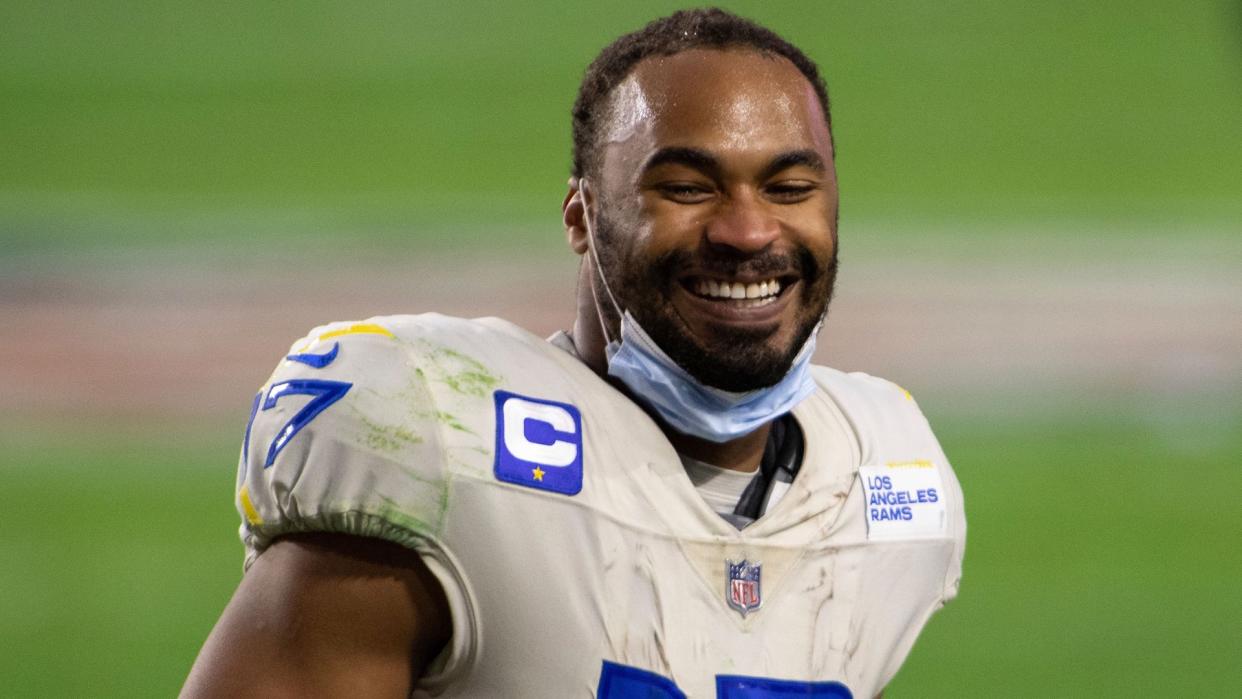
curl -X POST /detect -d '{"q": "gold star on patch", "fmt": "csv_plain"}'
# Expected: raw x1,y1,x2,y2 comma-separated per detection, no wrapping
532,467,545,481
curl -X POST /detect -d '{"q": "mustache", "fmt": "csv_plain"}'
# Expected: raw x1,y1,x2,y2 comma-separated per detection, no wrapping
649,246,822,283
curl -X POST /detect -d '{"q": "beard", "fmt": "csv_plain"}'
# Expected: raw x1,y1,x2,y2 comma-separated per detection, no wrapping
592,211,838,392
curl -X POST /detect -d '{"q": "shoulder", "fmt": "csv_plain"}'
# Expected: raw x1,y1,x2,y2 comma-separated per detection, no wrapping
270,313,573,400
808,365,939,462
810,365,967,601
810,364,916,410
236,314,573,563
292,313,549,364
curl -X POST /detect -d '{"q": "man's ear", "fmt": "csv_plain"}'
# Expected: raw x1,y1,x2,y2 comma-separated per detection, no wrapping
562,177,591,255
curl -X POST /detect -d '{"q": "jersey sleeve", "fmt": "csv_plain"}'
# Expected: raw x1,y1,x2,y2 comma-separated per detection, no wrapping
871,376,964,604
815,367,967,605
234,319,480,684
234,320,452,567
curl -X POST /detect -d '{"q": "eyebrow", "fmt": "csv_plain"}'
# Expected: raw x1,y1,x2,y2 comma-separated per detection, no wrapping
642,147,722,178
642,146,826,181
759,149,826,180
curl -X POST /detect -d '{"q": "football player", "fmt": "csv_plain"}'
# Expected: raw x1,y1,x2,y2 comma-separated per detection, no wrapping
183,8,964,698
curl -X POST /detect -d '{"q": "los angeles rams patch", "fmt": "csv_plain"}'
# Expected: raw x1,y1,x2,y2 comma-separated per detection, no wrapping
859,460,947,540
494,390,583,495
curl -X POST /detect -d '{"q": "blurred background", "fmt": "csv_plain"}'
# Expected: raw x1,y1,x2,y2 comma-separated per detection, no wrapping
2,1,1239,695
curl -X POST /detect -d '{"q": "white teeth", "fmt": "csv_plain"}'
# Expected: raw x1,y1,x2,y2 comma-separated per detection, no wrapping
692,278,784,301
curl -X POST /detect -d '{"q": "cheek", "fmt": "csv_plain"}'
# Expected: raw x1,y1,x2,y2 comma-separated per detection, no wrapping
789,209,836,257
812,194,839,242
639,199,706,254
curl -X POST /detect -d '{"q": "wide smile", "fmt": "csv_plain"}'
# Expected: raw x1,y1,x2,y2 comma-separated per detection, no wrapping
674,274,801,327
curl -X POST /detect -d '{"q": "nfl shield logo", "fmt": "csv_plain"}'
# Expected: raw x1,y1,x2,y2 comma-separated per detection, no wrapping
726,559,762,617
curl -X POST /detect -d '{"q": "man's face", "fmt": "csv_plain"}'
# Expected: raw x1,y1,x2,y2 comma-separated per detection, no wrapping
588,48,839,392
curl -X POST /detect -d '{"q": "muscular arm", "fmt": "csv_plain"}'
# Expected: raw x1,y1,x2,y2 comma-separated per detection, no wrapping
181,533,451,699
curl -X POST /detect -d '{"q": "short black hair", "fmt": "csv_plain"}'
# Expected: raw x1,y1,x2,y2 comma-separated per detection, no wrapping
571,7,833,179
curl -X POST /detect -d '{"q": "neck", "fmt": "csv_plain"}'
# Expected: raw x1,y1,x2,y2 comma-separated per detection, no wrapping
571,261,611,377
666,424,770,473
571,262,771,473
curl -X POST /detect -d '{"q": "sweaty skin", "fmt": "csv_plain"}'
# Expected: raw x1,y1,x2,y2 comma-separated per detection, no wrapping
180,534,449,698
565,48,839,473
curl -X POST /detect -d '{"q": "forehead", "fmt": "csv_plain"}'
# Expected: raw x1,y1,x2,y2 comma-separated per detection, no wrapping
600,48,832,164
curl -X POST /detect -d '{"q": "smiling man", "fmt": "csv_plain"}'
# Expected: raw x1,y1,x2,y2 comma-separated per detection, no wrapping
184,9,964,698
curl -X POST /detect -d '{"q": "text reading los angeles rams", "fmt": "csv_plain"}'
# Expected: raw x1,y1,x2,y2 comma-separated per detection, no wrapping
866,474,939,522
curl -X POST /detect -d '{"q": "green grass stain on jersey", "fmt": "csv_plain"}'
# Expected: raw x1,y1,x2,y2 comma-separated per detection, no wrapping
419,343,502,397
364,423,424,453
436,480,451,533
351,409,424,453
376,490,448,537
441,368,499,397
434,411,474,435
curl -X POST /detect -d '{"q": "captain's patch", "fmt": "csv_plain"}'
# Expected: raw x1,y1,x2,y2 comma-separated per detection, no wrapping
494,390,583,495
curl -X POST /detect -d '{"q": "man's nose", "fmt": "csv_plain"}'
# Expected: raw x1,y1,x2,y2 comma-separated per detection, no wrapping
704,190,780,253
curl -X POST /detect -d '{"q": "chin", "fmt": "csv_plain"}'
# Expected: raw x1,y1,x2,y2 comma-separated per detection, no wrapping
668,319,813,392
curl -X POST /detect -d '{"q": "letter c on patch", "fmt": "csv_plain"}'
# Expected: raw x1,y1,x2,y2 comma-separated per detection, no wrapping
493,390,584,496
502,396,577,466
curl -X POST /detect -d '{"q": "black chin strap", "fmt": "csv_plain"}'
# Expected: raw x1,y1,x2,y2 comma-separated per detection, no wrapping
727,413,804,529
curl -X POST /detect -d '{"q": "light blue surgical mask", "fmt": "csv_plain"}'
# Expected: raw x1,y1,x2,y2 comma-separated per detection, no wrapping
604,310,820,442
585,219,820,443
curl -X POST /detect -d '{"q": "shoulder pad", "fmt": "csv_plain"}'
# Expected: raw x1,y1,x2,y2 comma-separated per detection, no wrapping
811,365,966,601
810,366,938,464
236,317,454,565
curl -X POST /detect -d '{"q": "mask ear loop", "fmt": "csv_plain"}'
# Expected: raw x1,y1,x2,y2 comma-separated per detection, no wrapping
580,178,624,348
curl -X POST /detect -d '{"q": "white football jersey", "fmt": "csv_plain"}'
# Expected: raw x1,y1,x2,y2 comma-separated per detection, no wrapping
236,314,965,698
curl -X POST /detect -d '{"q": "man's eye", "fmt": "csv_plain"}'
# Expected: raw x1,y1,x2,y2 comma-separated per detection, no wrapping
658,183,714,203
766,183,817,202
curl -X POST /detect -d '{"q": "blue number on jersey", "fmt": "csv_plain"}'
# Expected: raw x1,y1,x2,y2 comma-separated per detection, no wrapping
285,341,341,368
717,675,853,698
597,661,686,698
261,379,352,467
597,661,853,699
238,391,263,482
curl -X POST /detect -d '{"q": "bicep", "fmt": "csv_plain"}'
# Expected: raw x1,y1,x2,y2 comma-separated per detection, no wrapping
181,533,451,699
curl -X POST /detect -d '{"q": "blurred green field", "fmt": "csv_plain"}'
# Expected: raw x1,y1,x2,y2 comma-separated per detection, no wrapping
2,0,1241,252
3,415,1238,696
2,1,1239,697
